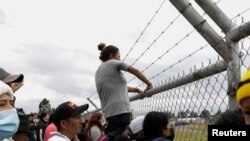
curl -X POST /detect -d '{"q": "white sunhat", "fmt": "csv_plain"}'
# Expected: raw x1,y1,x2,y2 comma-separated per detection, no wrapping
129,116,145,134
0,80,14,98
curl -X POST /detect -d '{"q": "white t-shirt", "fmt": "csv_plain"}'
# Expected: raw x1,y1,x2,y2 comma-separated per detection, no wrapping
48,132,71,141
89,126,102,141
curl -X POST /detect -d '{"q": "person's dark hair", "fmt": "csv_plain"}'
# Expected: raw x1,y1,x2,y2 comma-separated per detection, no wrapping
86,112,104,133
38,112,48,121
28,112,36,117
48,112,55,124
98,43,119,62
214,108,245,125
53,120,61,130
143,111,169,139
53,116,66,130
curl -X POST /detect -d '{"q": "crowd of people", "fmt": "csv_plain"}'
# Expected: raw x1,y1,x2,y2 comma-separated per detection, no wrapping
1,42,250,141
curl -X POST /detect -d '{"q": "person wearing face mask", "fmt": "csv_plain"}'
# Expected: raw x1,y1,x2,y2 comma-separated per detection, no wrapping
0,81,20,141
86,112,108,141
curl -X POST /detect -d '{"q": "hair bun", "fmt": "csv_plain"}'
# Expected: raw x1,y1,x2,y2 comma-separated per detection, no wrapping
98,43,106,51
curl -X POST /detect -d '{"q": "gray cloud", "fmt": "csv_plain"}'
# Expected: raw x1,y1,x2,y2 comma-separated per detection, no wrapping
12,43,98,98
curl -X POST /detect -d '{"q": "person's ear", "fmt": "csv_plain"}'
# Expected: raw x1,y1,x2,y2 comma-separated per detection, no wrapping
109,54,114,59
60,120,68,129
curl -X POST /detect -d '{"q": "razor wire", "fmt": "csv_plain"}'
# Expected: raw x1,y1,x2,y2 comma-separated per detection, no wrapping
129,7,250,90
127,27,199,83
134,44,210,88
122,0,167,62
123,0,195,64
231,8,250,20
126,4,225,84
125,0,222,73
130,1,249,98
129,14,182,67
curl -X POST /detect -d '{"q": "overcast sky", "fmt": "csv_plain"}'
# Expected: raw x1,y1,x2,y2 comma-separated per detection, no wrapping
0,0,249,113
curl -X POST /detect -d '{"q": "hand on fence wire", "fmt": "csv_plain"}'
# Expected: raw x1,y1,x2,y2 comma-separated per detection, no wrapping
144,83,153,92
135,87,143,93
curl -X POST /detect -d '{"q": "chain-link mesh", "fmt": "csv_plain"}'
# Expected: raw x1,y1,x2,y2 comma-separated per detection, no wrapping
130,60,228,141
85,1,250,140
129,35,250,141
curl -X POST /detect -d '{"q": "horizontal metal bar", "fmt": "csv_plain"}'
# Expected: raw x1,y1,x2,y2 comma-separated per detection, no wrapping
229,21,250,42
130,60,227,101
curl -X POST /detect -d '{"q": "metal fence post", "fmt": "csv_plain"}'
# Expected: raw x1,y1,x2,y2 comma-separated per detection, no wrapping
195,0,241,110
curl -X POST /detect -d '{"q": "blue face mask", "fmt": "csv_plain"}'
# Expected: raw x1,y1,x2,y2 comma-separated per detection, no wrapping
0,108,20,140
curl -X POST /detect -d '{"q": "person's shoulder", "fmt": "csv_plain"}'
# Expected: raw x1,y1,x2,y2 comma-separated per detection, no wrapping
90,125,101,132
214,108,245,125
48,136,67,141
222,108,244,118
49,132,69,141
90,125,98,129
104,59,124,66
46,123,57,131
38,120,47,128
107,59,120,63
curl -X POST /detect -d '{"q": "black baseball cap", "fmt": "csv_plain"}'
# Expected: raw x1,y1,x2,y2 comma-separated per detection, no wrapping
53,101,89,123
0,68,24,83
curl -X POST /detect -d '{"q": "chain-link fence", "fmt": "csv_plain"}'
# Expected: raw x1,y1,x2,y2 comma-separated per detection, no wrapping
129,1,250,140
131,61,227,141
85,0,250,140
131,41,249,141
